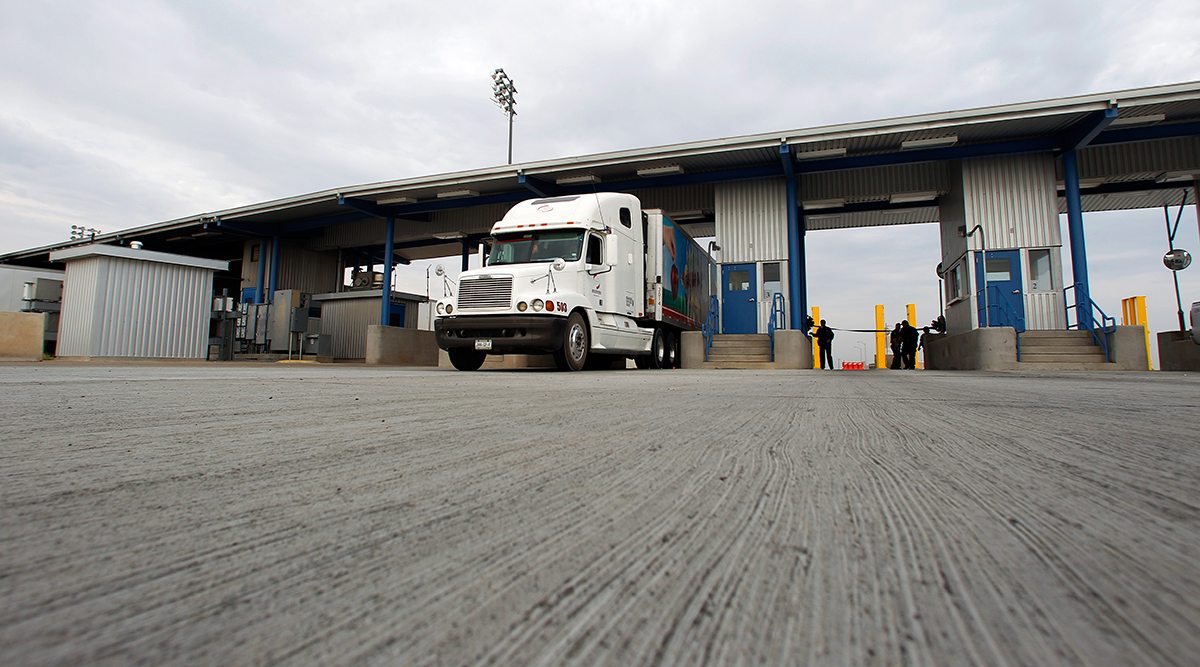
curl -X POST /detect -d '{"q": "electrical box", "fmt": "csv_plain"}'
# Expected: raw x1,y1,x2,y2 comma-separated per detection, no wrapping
303,333,332,357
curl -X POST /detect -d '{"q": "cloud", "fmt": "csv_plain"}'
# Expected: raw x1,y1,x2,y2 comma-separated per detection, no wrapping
1,0,1198,370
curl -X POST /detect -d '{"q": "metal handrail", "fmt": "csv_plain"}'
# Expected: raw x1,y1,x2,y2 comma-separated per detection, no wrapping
977,284,1026,360
702,294,719,361
1064,283,1116,362
767,292,786,361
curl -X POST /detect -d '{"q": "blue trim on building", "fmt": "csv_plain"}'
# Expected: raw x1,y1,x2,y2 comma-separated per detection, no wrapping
381,217,395,326
780,145,805,330
1062,149,1092,329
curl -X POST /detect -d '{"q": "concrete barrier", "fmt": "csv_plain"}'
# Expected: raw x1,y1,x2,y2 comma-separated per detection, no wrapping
365,325,439,366
680,331,704,369
925,327,1017,370
0,312,45,361
772,329,812,369
1157,331,1200,371
1104,326,1150,370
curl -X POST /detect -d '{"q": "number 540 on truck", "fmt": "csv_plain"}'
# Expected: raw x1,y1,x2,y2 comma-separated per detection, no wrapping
434,192,716,371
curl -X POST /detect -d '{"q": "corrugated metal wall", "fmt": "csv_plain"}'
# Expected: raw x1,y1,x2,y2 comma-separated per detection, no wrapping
715,179,788,263
312,219,387,251
1024,291,1065,330
429,204,513,237
56,256,100,357
318,296,421,359
1073,136,1200,182
962,154,1060,250
804,208,939,231
630,183,715,213
801,163,948,203
59,256,212,358
320,297,378,359
280,243,339,295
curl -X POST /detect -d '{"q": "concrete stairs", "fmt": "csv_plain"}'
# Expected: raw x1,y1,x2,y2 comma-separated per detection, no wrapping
1017,330,1120,370
704,334,776,369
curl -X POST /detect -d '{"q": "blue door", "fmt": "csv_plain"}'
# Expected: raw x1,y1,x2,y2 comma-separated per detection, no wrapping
721,263,757,334
974,250,1026,331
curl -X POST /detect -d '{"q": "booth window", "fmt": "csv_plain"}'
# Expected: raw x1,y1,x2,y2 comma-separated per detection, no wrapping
946,262,965,303
1028,249,1052,291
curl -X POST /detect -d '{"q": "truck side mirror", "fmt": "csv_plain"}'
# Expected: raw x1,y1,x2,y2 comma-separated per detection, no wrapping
606,238,620,266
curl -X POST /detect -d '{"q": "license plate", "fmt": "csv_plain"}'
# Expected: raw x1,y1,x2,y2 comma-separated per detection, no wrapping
475,339,493,351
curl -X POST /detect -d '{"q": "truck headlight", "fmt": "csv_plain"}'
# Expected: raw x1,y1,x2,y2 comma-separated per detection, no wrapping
517,301,528,312
436,302,445,315
532,299,544,312
446,304,454,314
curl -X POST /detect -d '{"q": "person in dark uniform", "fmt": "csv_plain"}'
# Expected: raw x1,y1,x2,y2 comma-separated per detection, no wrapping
816,320,835,370
889,323,903,369
900,319,920,369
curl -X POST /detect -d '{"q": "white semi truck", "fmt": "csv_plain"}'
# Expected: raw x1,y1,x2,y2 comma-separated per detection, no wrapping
434,192,715,371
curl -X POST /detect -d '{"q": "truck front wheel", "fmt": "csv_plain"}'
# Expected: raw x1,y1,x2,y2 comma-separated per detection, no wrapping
448,348,487,371
554,312,589,371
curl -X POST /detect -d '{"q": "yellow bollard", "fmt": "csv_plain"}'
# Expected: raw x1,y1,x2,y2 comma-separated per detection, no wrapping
811,306,820,369
875,305,885,369
1122,296,1152,370
907,303,917,368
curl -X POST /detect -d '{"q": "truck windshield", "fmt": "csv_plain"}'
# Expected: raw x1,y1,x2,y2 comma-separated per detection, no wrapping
488,230,584,265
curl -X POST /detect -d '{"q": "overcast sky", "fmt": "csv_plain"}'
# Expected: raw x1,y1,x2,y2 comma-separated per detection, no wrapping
2,0,1199,365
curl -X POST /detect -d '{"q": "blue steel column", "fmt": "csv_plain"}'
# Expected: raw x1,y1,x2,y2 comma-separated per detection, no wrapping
269,235,281,304
781,145,805,329
256,239,268,304
381,216,395,326
1062,150,1092,329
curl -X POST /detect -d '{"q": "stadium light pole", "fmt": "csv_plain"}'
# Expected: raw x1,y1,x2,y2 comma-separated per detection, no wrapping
491,68,517,164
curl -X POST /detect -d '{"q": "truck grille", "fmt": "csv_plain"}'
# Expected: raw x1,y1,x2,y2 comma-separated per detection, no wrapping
459,276,513,310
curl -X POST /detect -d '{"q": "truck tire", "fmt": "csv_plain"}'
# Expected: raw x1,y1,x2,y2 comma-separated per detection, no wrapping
651,327,672,369
448,348,487,371
553,311,589,371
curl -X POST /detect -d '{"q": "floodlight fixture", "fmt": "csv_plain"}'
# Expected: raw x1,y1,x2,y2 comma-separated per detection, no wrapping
492,68,518,164
70,224,101,242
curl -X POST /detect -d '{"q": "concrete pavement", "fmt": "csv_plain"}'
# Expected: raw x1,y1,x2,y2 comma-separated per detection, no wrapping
2,363,1199,665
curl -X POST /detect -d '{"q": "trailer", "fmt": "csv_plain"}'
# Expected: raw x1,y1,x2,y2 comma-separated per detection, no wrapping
434,193,715,370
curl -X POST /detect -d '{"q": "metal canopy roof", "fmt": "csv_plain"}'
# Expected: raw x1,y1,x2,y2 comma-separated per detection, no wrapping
3,80,1199,269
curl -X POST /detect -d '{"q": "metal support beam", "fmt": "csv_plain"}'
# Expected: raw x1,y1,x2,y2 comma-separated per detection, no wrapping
1090,120,1200,147
1061,108,1118,153
337,196,394,219
1062,149,1092,329
780,145,806,330
256,238,268,304
269,235,281,303
381,217,395,326
461,241,471,271
518,173,565,198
